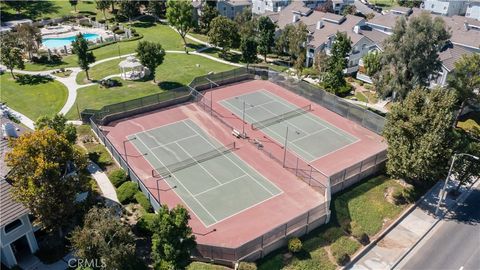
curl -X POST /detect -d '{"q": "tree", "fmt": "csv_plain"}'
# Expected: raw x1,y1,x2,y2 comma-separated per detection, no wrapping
362,50,381,77
315,0,333,13
136,41,166,83
199,3,219,34
69,0,78,12
374,12,450,100
314,51,330,77
208,16,239,56
72,33,96,80
148,0,167,20
383,87,457,185
323,32,351,93
288,22,308,59
5,128,88,235
35,114,77,144
342,5,356,15
257,16,276,62
294,50,306,76
240,37,258,68
0,33,25,79
166,0,196,52
275,24,294,56
96,0,111,20
70,207,137,270
451,139,480,192
118,0,140,22
16,23,41,60
151,205,196,270
2,0,29,14
447,53,480,118
236,8,257,41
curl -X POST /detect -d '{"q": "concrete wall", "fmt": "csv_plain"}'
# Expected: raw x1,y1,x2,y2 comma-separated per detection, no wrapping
0,214,39,268
252,0,290,14
424,0,468,16
217,1,250,19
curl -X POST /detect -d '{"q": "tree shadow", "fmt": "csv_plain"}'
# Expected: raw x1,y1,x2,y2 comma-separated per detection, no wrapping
131,21,155,28
78,11,96,16
16,74,53,85
444,189,480,225
157,81,184,90
23,1,60,20
187,43,205,51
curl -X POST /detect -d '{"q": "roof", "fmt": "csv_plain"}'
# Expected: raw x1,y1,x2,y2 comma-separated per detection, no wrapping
360,27,389,50
366,11,402,29
354,0,376,16
221,0,251,7
438,43,474,71
391,6,412,15
265,1,312,29
0,179,29,227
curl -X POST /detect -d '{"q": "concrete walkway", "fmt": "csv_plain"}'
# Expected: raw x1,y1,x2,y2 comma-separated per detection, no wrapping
87,162,119,205
347,179,476,270
4,106,36,130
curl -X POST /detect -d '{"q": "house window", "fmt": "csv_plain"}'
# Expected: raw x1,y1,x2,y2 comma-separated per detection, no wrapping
4,219,23,233
431,4,434,8
444,6,447,10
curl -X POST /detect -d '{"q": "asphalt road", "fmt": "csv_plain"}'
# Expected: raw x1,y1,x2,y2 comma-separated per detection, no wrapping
399,188,480,270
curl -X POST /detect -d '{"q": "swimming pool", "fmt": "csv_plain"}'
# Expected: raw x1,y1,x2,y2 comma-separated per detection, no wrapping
42,33,99,48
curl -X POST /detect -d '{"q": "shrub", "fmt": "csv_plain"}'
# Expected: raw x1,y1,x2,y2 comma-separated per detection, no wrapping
359,81,364,86
392,188,407,205
108,169,128,187
330,236,360,266
301,67,319,77
364,84,372,90
117,182,138,204
237,262,257,270
114,29,125,35
136,213,156,235
80,21,93,27
335,253,350,266
98,19,106,24
288,237,303,253
337,83,354,97
135,192,153,213
350,221,370,245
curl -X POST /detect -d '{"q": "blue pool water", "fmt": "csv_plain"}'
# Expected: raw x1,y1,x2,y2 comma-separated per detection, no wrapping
42,33,99,48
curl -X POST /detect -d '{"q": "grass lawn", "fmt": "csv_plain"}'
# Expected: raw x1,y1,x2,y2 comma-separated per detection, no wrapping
0,73,68,121
369,0,398,9
189,32,210,43
257,175,410,269
457,111,480,136
347,92,368,103
202,48,245,64
187,262,229,270
24,23,203,71
68,54,234,119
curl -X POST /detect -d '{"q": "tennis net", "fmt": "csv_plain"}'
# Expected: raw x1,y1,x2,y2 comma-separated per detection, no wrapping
151,142,236,178
251,104,312,130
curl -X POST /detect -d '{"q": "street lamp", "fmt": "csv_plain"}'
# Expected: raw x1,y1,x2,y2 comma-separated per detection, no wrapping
435,153,480,216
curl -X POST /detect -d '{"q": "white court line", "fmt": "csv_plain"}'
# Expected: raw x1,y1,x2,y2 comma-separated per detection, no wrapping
183,120,280,196
261,90,359,143
221,99,317,161
128,118,196,140
134,134,219,225
192,174,248,197
290,127,329,144
217,88,274,107
149,133,200,151
175,142,223,185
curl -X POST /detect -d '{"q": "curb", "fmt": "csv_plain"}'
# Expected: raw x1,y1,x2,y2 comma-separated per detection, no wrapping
343,181,443,269
390,178,480,269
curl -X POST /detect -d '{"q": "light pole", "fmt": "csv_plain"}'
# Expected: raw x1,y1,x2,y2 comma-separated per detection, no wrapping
435,153,479,216
283,126,289,167
122,137,136,163
235,97,253,137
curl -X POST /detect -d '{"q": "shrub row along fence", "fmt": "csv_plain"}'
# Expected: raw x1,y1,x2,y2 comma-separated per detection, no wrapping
193,203,328,264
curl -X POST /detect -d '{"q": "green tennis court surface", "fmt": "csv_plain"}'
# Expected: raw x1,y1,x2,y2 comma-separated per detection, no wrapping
220,90,358,162
128,119,282,227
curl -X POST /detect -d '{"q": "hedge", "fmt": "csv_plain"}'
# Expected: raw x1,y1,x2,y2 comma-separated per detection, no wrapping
134,192,153,213
117,182,138,204
87,34,143,51
237,262,257,270
108,169,128,188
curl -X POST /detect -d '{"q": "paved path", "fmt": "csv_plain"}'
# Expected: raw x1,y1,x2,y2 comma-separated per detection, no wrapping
87,162,119,205
348,180,477,270
4,107,36,130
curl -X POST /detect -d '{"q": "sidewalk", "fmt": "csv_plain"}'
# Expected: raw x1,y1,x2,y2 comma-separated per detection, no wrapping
87,162,119,206
347,180,473,270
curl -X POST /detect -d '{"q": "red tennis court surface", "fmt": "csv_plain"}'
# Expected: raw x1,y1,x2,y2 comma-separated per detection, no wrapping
101,79,386,261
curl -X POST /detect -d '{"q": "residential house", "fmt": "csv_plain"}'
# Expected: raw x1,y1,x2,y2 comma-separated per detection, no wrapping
252,0,290,14
0,123,39,269
466,1,480,20
266,2,378,73
357,7,479,86
192,0,204,22
422,0,468,16
332,0,355,14
216,0,251,19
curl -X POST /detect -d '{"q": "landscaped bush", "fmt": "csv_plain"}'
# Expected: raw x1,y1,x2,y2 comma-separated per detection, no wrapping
108,169,128,187
32,54,63,65
364,84,372,90
392,188,407,205
136,213,156,235
237,262,257,270
117,182,138,204
114,28,125,35
80,21,93,28
98,19,106,24
288,237,303,253
134,192,153,213
350,221,370,245
301,67,319,77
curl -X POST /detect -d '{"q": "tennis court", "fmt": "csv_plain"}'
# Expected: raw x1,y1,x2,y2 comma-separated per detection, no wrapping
220,90,358,162
127,119,282,227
